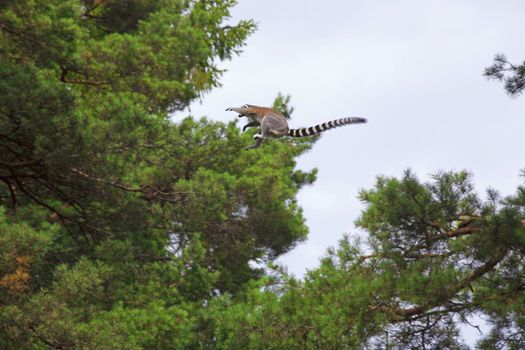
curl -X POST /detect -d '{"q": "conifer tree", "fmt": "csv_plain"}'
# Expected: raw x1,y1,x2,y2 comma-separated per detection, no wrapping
209,171,525,349
485,54,525,96
0,1,318,348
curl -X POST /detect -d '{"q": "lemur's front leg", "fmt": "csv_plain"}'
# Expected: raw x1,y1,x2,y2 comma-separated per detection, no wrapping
242,121,259,132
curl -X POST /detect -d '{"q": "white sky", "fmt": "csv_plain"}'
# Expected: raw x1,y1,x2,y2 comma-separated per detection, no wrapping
175,0,525,344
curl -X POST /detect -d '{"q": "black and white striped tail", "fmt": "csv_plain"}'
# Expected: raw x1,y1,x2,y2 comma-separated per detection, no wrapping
288,117,367,138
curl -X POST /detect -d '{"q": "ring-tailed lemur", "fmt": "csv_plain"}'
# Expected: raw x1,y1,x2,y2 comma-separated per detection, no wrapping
225,104,367,150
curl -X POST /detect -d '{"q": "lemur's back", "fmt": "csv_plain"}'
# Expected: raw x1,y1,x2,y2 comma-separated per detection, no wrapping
239,105,285,121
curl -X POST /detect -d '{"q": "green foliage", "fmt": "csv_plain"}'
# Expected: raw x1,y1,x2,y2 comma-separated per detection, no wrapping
0,207,57,301
0,0,320,348
207,171,525,349
485,54,525,97
1,1,523,349
272,93,294,119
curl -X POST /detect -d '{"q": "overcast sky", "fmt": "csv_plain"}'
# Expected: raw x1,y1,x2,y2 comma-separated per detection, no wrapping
175,1,525,339
179,0,525,276
179,0,525,272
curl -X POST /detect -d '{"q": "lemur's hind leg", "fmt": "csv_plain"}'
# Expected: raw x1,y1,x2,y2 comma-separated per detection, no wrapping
244,121,270,150
244,134,264,150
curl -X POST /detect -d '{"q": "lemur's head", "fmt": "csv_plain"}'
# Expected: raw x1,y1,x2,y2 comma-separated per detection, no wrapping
238,104,251,117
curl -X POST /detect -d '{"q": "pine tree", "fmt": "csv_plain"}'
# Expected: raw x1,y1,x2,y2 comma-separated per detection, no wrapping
208,171,525,349
485,54,525,96
0,1,319,348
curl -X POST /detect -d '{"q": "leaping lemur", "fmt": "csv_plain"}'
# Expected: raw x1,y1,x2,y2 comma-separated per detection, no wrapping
225,104,367,150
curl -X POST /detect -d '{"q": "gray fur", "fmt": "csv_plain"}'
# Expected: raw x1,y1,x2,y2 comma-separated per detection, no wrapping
226,105,367,149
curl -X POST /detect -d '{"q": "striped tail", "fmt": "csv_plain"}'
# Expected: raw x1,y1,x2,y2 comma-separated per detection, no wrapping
288,117,367,138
